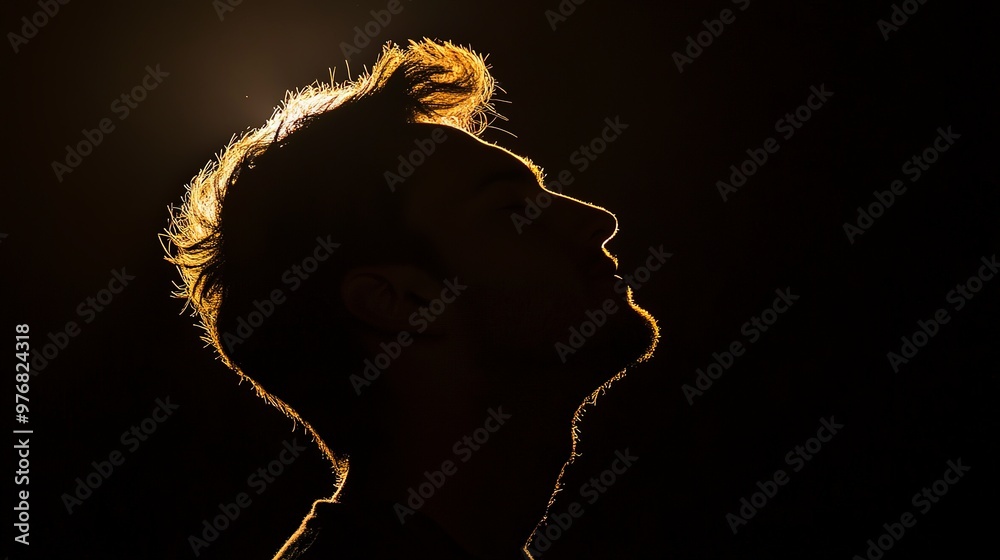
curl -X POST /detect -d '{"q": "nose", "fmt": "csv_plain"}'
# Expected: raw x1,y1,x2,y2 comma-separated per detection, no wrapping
588,203,619,248
557,193,619,249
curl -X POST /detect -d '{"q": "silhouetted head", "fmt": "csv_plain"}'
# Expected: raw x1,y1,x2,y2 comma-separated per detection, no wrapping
164,39,658,463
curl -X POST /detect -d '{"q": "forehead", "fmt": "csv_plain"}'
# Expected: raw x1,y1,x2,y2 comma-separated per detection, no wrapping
398,123,540,205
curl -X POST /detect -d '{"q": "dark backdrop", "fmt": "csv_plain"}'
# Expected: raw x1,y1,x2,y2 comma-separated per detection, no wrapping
4,1,997,559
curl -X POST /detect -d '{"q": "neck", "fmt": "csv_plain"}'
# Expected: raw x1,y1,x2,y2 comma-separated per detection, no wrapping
306,348,597,559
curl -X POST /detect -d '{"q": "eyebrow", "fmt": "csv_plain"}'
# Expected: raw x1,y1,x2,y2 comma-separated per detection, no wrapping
476,160,544,193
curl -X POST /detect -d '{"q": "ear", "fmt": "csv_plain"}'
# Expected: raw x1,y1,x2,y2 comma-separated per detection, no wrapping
340,265,448,335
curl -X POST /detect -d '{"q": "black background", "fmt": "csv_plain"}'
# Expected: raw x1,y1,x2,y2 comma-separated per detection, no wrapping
4,0,998,559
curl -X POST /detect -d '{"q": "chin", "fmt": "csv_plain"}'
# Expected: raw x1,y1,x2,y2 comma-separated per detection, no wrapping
622,301,661,364
607,299,660,368
563,291,661,389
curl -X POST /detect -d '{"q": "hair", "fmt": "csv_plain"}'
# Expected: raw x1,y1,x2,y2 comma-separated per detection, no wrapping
162,39,498,461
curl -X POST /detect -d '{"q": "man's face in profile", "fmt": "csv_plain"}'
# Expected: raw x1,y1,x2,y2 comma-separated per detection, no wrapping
394,124,658,397
163,40,659,559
